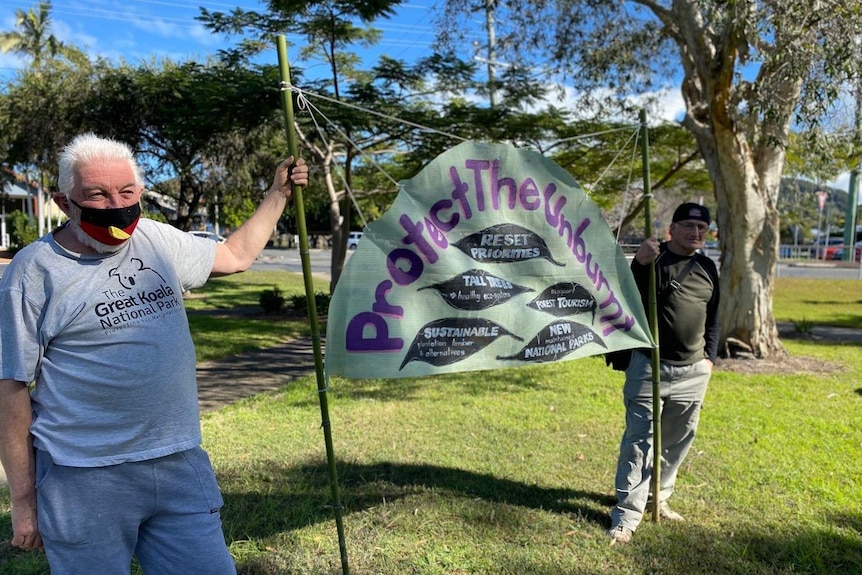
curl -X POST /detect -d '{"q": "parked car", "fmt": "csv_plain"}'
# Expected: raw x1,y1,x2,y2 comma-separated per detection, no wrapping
832,241,862,261
809,237,844,260
189,230,227,243
347,231,363,250
825,245,844,260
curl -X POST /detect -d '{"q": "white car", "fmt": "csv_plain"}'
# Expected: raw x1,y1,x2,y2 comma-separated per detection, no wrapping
189,230,227,243
347,231,363,250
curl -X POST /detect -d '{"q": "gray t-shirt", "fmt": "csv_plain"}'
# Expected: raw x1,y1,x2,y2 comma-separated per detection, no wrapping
0,218,216,466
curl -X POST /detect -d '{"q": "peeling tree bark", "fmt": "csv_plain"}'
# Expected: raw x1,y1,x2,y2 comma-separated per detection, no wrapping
664,1,810,359
701,125,786,358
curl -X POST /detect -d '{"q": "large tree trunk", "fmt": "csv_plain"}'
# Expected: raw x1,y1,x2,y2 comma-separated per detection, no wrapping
323,149,347,293
670,3,808,359
698,127,785,359
294,126,348,294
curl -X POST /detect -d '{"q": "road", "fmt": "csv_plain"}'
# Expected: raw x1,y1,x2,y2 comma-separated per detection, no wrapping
776,262,862,280
251,247,340,277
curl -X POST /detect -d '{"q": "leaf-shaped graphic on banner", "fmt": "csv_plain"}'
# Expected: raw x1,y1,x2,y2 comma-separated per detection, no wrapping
497,319,606,363
400,317,523,370
419,269,534,311
453,223,565,266
526,282,598,322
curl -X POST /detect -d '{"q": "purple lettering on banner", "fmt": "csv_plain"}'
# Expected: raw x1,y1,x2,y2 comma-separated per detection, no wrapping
372,280,403,317
399,214,439,264
465,159,491,211
543,183,567,227
557,212,573,246
561,217,636,336
570,218,590,263
386,248,424,286
430,198,459,232
593,265,612,294
599,290,628,334
346,311,404,351
449,166,473,220
425,217,449,249
602,314,636,336
519,178,541,210
490,159,518,210
583,252,600,286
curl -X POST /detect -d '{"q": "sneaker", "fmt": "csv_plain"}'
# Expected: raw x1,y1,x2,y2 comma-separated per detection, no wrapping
658,502,685,522
607,525,633,544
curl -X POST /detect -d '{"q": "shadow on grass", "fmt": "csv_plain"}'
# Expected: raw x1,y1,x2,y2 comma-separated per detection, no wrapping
625,519,862,575
219,458,615,540
217,459,862,574
778,324,862,346
337,460,616,520
329,364,580,403
4,473,861,575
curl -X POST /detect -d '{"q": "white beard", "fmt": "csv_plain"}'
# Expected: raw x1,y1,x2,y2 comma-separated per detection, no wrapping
69,220,126,254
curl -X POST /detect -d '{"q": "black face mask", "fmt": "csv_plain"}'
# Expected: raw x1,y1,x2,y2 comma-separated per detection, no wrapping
70,199,142,245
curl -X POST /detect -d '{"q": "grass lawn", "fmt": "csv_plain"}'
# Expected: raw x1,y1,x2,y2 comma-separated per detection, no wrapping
772,276,862,330
2,273,861,574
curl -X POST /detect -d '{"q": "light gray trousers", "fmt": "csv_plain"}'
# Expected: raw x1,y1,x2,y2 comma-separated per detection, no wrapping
610,350,711,531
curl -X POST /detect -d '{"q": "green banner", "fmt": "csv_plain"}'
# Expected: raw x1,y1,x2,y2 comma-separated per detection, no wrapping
325,141,654,380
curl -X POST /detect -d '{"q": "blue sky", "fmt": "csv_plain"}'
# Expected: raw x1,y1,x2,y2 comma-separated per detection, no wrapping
0,0,688,130
1,0,443,76
1,1,693,122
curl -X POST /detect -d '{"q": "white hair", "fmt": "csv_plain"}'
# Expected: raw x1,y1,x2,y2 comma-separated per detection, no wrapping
58,133,144,197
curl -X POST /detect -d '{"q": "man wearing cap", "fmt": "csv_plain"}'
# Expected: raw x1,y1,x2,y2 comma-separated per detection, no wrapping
607,202,720,544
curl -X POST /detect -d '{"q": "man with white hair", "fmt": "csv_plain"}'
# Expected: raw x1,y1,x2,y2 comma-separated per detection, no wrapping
0,133,308,574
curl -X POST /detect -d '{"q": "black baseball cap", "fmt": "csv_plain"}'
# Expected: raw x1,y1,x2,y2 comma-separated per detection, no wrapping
672,202,710,224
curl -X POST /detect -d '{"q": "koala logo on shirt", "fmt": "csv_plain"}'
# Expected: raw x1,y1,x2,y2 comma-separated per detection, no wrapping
109,258,166,289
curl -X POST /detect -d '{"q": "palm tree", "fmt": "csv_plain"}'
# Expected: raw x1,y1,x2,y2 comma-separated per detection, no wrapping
0,1,65,70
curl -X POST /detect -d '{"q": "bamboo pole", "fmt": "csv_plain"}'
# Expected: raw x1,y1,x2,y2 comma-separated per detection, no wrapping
639,109,662,522
276,35,351,575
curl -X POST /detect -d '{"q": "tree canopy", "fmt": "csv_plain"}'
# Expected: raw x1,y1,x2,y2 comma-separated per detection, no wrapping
0,1,71,69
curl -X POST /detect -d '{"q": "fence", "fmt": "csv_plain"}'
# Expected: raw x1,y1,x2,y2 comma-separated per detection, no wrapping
618,243,860,264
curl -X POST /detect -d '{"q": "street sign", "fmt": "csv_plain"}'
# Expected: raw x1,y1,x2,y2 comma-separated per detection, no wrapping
816,190,828,212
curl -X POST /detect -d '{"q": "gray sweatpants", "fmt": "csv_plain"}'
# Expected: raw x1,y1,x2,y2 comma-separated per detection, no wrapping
35,447,236,575
610,350,711,531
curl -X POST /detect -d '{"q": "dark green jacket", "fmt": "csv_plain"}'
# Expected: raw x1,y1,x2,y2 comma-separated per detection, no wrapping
631,243,720,365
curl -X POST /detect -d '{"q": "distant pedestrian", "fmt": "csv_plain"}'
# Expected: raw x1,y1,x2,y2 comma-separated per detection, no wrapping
608,202,720,544
0,133,308,573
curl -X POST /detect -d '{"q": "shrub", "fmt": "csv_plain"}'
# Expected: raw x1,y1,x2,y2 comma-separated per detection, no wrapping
8,210,39,252
287,291,331,317
258,286,285,314
793,317,813,335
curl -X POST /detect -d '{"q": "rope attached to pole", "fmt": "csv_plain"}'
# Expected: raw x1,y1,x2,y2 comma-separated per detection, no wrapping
276,35,351,575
